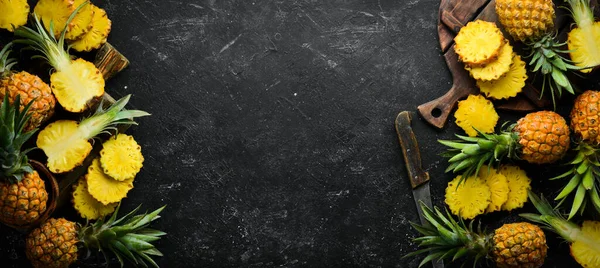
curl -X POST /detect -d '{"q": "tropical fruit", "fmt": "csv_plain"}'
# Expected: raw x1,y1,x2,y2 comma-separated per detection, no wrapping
495,0,555,42
26,204,166,268
477,53,528,100
100,133,144,181
33,0,94,40
406,202,547,267
0,0,29,31
440,111,570,179
565,0,600,73
14,9,104,113
86,158,134,205
445,175,491,219
0,95,48,227
465,42,514,81
71,178,117,220
36,95,149,173
454,20,505,66
0,43,56,131
521,192,600,268
454,94,499,137
70,4,112,52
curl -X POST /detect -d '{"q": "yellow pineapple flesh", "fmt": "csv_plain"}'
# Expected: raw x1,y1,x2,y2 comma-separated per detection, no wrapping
495,0,555,42
479,166,510,213
492,222,547,267
70,4,112,52
570,221,600,267
34,0,94,40
0,171,48,226
0,0,29,31
100,134,144,181
454,94,499,137
50,58,105,113
36,120,93,174
26,218,79,268
499,165,531,211
477,53,527,100
513,111,570,164
455,20,505,66
465,42,514,81
86,158,134,205
72,178,117,220
445,175,491,220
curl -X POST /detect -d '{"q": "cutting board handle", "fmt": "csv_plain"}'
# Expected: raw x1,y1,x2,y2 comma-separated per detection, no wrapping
417,84,465,129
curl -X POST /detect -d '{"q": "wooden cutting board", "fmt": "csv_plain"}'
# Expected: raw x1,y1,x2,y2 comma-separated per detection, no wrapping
417,0,564,129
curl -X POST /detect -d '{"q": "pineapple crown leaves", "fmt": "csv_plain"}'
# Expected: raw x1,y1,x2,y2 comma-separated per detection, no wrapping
404,201,490,268
439,125,520,183
519,191,600,252
563,0,595,27
78,94,150,142
79,203,167,268
550,142,600,219
0,43,18,77
12,2,90,72
526,33,583,109
0,94,37,183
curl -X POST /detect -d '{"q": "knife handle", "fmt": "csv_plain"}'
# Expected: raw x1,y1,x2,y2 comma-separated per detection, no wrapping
395,111,430,189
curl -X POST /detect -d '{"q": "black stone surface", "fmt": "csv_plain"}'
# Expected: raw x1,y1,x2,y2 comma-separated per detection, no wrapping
0,0,598,267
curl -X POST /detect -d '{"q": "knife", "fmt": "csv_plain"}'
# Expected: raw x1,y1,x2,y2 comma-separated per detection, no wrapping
395,111,444,268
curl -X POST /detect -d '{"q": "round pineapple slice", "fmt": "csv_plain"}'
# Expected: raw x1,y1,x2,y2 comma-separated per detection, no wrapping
34,0,94,40
477,53,527,99
36,120,92,173
50,58,105,113
86,158,134,205
454,94,499,137
498,165,531,211
568,23,600,74
0,0,29,32
72,178,117,220
570,221,600,267
70,4,112,52
479,166,510,213
445,175,491,220
465,42,514,81
455,20,505,66
100,134,144,181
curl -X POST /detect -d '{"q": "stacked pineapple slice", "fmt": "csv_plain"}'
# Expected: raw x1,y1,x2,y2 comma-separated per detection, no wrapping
455,20,528,100
445,165,531,220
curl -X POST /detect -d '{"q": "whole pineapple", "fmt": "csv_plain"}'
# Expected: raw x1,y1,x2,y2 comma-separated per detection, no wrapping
552,90,600,218
406,202,547,267
26,204,166,268
495,0,555,42
0,43,56,131
440,111,570,180
0,94,48,227
495,0,580,108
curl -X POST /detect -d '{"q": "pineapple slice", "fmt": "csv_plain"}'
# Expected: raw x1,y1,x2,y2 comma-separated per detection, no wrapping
86,158,134,205
72,177,117,220
465,42,513,81
570,221,600,267
445,175,491,220
36,95,150,173
568,22,600,73
455,20,505,66
34,0,94,40
100,134,144,181
50,58,104,112
454,94,499,137
499,165,531,211
37,120,92,173
0,0,29,32
477,53,527,100
70,4,111,52
479,166,510,213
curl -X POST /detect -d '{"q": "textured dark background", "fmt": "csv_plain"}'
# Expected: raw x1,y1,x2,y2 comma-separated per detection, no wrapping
0,0,596,267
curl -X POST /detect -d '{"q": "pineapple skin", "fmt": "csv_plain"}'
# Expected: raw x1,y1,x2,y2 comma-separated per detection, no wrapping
25,218,79,268
0,171,48,226
492,222,547,267
495,0,555,42
513,111,570,164
571,90,600,144
0,71,56,131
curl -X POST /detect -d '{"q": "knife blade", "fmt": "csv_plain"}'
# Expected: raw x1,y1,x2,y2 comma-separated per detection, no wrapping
395,111,444,268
